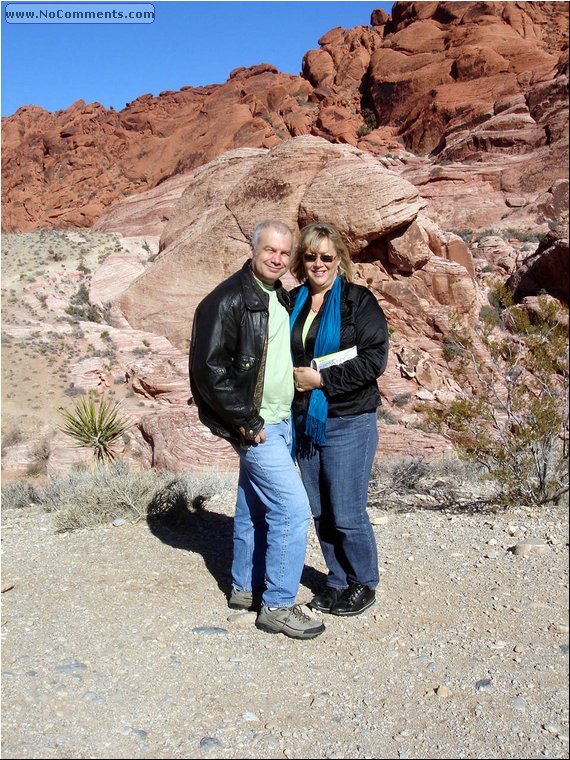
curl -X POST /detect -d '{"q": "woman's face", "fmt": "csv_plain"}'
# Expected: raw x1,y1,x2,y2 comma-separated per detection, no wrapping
303,238,340,293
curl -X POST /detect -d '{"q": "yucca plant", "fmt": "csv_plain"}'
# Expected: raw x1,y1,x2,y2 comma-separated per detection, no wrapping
59,394,131,465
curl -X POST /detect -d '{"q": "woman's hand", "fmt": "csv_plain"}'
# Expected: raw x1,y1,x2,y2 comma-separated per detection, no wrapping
294,366,322,392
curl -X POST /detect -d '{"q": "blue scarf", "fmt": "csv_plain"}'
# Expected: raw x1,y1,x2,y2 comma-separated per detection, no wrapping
290,276,342,444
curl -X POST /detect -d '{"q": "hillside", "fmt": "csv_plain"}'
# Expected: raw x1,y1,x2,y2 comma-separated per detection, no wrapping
2,1,568,231
1,1,568,480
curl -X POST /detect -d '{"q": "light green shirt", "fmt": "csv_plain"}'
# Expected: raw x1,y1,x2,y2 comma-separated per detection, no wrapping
255,279,294,424
302,309,317,346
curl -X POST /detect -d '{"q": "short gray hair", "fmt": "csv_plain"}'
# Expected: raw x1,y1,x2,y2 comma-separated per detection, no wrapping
251,219,294,254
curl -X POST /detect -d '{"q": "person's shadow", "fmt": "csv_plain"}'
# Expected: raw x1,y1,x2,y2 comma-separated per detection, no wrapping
145,479,326,600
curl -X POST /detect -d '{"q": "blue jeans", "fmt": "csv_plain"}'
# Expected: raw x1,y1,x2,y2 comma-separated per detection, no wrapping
231,418,311,608
295,411,379,590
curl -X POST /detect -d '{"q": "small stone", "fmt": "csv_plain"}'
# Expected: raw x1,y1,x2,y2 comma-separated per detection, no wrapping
475,678,493,692
199,736,222,750
227,611,256,624
55,661,87,675
543,723,561,736
511,540,549,556
192,626,228,636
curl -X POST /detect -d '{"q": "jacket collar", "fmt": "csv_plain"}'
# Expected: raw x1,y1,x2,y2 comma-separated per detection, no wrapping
240,260,291,311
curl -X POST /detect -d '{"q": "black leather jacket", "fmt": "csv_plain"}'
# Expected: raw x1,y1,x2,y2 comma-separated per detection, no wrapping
190,261,292,444
290,278,389,418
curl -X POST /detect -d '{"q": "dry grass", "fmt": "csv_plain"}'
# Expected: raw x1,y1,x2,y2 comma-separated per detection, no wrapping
1,461,236,532
1,455,502,533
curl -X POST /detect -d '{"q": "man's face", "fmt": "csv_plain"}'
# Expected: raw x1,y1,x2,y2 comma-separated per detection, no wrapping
251,227,292,285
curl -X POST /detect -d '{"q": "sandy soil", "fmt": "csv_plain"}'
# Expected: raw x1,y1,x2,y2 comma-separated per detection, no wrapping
1,490,568,759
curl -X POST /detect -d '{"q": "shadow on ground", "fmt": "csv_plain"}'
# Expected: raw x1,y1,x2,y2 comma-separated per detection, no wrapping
145,480,326,601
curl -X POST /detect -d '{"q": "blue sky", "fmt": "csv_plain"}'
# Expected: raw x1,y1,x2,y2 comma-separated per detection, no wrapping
1,1,393,116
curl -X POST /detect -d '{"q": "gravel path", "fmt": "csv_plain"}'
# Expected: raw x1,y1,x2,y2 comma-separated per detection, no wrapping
1,494,568,759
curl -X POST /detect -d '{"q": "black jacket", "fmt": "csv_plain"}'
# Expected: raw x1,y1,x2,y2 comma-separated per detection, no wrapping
190,261,292,443
290,278,389,418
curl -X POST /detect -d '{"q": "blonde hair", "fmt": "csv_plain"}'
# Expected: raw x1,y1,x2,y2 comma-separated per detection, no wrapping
290,222,354,283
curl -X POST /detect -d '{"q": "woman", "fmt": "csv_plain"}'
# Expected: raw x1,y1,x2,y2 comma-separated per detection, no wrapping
290,222,389,616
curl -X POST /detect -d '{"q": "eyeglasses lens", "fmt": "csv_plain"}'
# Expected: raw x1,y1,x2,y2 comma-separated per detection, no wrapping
303,253,335,263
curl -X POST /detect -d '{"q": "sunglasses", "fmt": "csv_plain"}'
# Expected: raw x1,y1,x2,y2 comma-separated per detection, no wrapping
303,253,337,263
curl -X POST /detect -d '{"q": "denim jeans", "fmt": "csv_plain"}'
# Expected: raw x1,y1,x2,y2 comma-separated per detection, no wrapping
231,418,311,608
295,411,379,590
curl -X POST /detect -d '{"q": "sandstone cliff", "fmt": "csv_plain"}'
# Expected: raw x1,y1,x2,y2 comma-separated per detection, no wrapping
2,1,568,233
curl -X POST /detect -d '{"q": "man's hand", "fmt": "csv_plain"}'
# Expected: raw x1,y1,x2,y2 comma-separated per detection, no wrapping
239,426,266,444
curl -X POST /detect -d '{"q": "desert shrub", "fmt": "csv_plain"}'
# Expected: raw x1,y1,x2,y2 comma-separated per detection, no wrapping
377,407,398,425
33,463,235,531
503,228,540,243
1,480,39,509
389,457,430,491
478,304,501,326
65,304,102,323
357,107,378,136
64,384,86,397
449,228,474,243
426,294,569,507
2,426,23,450
26,437,51,477
58,395,131,465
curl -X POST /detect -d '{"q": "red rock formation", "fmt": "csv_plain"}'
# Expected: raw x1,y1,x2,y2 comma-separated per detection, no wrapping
505,228,569,304
114,136,429,350
2,2,567,233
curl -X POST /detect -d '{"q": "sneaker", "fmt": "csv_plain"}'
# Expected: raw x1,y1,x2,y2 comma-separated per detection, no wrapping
330,582,375,616
228,587,262,611
256,604,325,639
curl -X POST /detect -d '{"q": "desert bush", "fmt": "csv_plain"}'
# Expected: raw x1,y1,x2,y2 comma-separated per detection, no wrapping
358,107,378,136
58,395,131,465
377,407,398,425
1,480,39,509
2,426,23,450
389,457,430,491
426,292,569,507
450,228,474,243
31,463,235,532
65,304,102,323
26,436,51,477
64,384,86,397
503,228,540,243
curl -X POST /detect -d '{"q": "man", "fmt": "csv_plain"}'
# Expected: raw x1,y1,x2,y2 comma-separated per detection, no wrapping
190,219,324,640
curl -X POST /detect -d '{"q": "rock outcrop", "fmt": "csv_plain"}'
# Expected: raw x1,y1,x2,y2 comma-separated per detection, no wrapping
113,136,463,351
2,2,567,233
2,1,568,479
505,228,569,304
99,135,477,470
